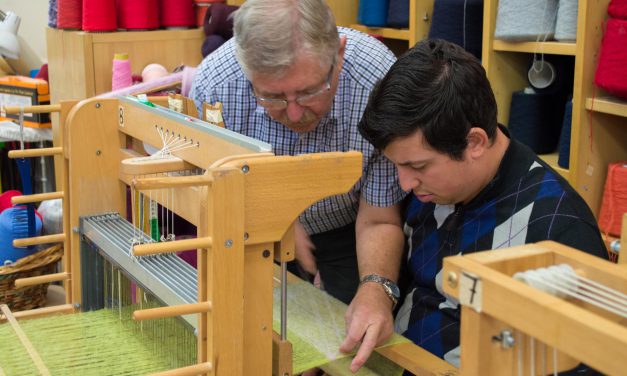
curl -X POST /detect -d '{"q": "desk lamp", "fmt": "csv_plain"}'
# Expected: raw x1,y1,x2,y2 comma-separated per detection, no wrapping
0,10,20,60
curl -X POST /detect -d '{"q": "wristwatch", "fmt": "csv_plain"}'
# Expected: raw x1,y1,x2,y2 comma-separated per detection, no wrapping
360,274,400,309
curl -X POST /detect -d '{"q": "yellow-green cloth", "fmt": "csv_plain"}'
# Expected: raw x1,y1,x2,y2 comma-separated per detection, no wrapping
272,280,409,375
0,307,196,375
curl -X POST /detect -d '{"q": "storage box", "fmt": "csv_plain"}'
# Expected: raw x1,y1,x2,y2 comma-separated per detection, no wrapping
0,76,51,128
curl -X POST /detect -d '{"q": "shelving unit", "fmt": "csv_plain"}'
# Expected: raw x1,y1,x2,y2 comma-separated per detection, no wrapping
349,0,434,48
492,40,577,56
46,28,204,102
483,0,627,216
227,0,364,30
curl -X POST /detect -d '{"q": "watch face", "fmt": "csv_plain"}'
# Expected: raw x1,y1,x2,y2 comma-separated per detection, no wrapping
388,282,400,299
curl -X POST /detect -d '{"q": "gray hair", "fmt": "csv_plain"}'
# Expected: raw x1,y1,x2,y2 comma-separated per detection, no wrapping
233,0,340,77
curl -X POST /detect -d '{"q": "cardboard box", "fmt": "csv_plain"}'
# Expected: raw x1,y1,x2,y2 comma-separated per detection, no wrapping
0,76,51,128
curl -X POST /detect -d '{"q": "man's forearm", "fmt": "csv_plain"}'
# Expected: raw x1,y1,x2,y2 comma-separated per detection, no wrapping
355,200,404,281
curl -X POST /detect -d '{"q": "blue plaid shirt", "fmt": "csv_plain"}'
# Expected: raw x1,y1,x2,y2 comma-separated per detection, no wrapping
190,27,405,234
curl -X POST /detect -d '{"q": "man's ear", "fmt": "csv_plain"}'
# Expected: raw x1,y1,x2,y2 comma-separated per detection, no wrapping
466,127,490,159
337,36,347,67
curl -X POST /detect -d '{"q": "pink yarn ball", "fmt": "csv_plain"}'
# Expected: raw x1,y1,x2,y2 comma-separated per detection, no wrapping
141,63,169,83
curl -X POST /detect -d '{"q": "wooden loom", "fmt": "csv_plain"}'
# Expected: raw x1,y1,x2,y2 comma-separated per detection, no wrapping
7,97,625,375
2,95,457,376
1,94,362,375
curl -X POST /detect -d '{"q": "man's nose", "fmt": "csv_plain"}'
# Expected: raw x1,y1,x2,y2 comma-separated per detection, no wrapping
285,101,305,122
398,167,419,192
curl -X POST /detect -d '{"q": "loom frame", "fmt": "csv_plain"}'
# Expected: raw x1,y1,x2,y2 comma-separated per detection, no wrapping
1,96,477,375
60,95,371,375
442,240,627,376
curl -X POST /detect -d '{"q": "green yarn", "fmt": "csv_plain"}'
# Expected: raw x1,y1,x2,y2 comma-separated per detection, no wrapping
0,265,196,376
0,308,196,375
272,280,407,375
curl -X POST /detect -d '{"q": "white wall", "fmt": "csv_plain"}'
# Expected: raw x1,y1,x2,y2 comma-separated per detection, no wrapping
1,0,48,75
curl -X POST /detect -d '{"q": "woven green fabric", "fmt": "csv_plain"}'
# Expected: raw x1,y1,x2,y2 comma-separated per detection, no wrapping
273,280,408,375
0,307,196,376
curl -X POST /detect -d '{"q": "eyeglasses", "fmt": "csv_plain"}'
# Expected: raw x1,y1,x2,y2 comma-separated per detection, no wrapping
253,63,335,110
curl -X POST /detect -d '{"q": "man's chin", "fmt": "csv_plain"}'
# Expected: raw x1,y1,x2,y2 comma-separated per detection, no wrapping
414,193,434,203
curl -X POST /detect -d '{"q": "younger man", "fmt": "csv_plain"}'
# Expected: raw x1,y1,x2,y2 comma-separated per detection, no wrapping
344,39,607,372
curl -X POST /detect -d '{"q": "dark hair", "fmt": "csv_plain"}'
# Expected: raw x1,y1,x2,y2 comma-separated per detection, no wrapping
358,39,498,160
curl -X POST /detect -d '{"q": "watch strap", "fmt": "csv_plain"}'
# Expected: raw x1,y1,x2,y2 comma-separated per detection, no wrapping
359,274,399,309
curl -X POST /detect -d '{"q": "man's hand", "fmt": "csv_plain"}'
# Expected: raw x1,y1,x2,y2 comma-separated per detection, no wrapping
295,220,317,275
340,283,395,373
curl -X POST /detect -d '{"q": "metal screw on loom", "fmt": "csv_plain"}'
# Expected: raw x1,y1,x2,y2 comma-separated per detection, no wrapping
224,239,233,248
492,330,515,349
95,103,101,108
447,272,458,288
241,165,250,173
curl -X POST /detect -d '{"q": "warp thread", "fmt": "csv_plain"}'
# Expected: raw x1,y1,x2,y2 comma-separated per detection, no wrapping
595,18,627,99
160,0,195,29
495,0,558,41
112,53,133,91
554,0,578,41
598,162,627,237
48,0,58,28
83,0,117,32
357,0,390,27
117,0,160,30
57,0,82,29
557,98,573,169
429,0,484,59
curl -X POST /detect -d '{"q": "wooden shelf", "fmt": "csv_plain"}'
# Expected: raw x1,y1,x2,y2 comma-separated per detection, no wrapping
539,152,569,180
492,40,577,56
47,28,204,102
350,24,410,41
585,96,627,118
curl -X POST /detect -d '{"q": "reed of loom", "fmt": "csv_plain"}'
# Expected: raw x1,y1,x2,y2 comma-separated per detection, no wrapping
442,241,627,376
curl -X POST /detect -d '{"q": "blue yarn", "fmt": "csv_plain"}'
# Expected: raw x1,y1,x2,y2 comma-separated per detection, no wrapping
508,89,564,154
555,0,578,41
0,207,43,265
495,0,558,41
48,0,58,28
387,0,410,28
358,0,390,27
557,99,573,168
428,0,484,59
